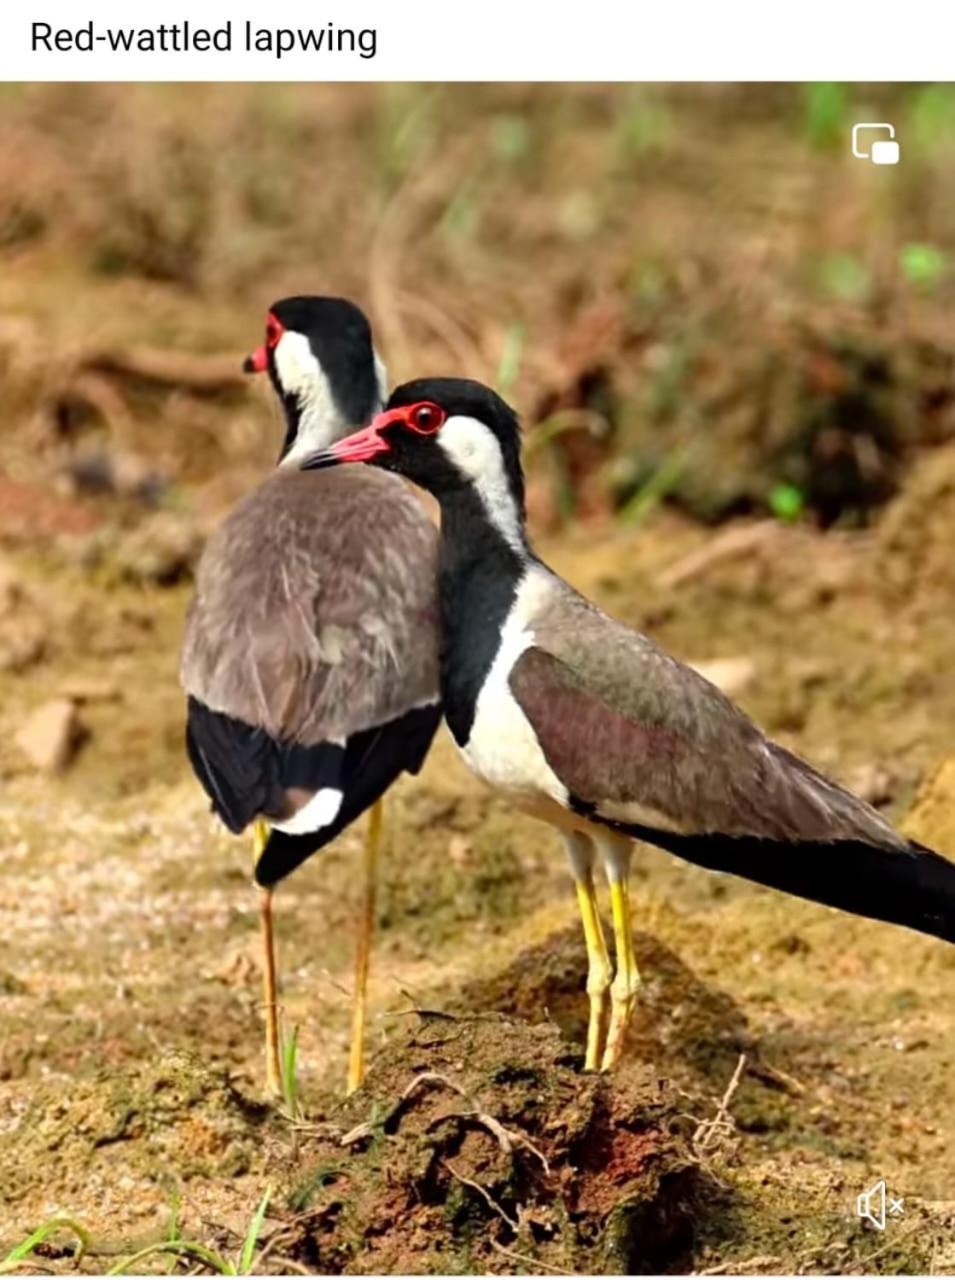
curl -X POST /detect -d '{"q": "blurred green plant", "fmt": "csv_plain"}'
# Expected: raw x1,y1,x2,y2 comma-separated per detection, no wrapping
900,242,948,292
769,482,806,522
630,261,669,310
908,84,955,152
288,1161,344,1213
490,113,532,163
615,89,672,158
163,1187,182,1275
438,181,481,244
376,85,440,189
107,1185,272,1276
280,1024,301,1120
816,251,872,303
803,83,848,150
495,321,526,399
525,411,605,458
0,1218,90,1273
617,450,686,525
526,410,607,525
642,342,693,420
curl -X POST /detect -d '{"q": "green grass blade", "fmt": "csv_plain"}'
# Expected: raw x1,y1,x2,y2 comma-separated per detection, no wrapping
106,1240,235,1276
495,322,525,398
238,1185,272,1275
525,410,604,458
1,1217,90,1271
164,1189,182,1275
281,1026,300,1119
166,1190,181,1244
617,449,686,525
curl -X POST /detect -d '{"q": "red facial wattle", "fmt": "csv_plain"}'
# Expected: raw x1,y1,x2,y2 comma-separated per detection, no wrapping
243,311,286,375
316,402,447,467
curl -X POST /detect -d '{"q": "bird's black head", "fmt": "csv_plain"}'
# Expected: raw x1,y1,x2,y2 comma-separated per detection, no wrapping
304,377,526,517
243,295,386,462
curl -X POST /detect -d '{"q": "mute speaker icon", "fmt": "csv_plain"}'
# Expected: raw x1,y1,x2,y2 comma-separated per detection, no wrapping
857,1179,904,1230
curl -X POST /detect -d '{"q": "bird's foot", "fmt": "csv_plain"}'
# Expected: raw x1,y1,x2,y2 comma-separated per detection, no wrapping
599,971,641,1071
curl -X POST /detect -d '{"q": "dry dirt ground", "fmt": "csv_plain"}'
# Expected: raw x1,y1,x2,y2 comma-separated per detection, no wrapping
2,443,955,1274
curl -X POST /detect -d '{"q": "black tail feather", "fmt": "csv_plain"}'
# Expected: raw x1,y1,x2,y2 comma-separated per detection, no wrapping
624,823,955,944
186,696,441,885
186,696,345,835
254,702,441,887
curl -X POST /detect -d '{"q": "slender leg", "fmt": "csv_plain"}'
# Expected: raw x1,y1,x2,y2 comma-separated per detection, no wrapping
346,797,383,1096
253,819,283,1099
564,831,613,1071
597,836,641,1071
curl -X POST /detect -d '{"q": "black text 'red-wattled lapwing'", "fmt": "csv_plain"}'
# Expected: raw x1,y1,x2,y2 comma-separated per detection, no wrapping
303,376,955,1072
180,300,441,1095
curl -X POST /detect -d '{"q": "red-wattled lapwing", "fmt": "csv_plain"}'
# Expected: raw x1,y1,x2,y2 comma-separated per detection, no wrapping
303,376,955,1071
180,299,441,1096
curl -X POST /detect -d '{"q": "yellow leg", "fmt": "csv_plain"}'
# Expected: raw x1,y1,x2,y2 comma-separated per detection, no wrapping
253,820,283,1099
565,832,612,1071
346,797,383,1095
600,839,641,1072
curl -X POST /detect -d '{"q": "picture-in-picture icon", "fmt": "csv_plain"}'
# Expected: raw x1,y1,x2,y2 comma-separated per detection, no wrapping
852,122,900,165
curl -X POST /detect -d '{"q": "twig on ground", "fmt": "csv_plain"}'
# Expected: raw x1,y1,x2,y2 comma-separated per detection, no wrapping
657,522,780,590
85,346,248,392
751,1058,807,1096
256,1253,313,1276
696,1253,783,1276
340,1070,551,1174
443,1160,519,1232
692,1053,747,1161
288,1121,340,1139
390,1002,459,1021
489,1240,572,1275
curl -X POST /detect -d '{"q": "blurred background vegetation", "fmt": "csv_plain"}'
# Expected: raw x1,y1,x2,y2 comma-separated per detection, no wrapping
2,81,955,538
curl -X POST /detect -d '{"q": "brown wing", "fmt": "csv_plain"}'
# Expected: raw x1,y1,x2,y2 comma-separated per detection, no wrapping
181,465,440,744
509,579,904,850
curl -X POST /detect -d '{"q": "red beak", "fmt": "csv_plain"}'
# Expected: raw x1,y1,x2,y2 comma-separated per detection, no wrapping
330,422,392,463
301,421,392,471
243,345,268,374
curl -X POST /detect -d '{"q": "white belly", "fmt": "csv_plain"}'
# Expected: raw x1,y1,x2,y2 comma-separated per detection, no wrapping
455,568,686,843
460,573,570,814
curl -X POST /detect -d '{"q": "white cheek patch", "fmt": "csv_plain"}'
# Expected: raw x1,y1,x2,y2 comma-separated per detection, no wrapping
273,331,325,400
438,415,524,551
273,332,347,461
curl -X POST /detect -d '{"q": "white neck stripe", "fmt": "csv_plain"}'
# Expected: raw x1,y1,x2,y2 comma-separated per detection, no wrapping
437,415,527,554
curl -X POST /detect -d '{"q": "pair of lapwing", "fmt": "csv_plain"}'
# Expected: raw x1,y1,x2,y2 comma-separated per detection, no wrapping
182,296,955,1096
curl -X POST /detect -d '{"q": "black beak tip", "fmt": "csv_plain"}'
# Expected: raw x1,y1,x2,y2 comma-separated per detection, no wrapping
301,451,339,472
242,355,256,375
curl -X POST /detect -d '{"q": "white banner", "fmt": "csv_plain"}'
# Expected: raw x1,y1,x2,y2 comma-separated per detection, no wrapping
3,0,954,81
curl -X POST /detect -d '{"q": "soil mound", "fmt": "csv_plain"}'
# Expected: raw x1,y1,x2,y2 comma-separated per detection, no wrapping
455,924,753,1097
281,1016,705,1275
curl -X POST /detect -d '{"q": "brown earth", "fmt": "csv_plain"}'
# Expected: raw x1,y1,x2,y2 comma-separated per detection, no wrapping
3,457,955,1272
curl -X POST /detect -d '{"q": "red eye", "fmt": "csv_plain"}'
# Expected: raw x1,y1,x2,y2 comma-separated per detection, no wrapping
406,402,446,435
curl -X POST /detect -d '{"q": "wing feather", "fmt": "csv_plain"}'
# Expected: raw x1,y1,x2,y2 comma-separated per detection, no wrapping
181,465,440,744
510,578,904,850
